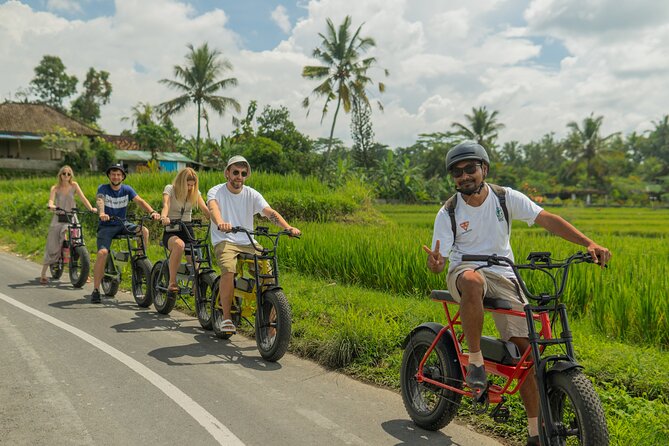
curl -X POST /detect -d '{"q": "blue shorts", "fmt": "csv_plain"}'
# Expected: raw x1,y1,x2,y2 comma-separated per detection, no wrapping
97,222,139,251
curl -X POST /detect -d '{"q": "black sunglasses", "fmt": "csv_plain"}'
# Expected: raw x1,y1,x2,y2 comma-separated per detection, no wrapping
231,170,248,177
61,172,72,176
450,163,481,178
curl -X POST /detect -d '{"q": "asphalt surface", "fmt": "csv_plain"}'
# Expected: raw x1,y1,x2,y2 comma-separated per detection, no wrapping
0,251,503,446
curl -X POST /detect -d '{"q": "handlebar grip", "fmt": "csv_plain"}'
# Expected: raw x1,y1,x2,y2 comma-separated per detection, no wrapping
462,255,491,262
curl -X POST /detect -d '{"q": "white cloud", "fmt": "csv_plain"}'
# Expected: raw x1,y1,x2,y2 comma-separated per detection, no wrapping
46,0,83,15
1,0,668,149
271,5,292,34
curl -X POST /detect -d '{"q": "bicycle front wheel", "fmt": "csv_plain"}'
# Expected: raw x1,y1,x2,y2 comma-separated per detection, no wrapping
151,261,175,314
69,246,90,288
400,329,462,431
132,258,153,307
255,289,291,362
542,368,609,446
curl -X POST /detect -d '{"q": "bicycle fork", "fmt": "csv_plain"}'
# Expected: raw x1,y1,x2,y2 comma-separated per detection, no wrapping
526,303,578,445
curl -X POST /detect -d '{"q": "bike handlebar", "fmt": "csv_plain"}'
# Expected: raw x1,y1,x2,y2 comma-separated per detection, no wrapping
230,226,299,253
462,251,596,303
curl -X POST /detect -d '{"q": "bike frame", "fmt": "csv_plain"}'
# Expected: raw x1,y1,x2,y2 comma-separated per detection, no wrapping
413,252,591,440
221,227,292,323
157,220,214,301
104,215,149,278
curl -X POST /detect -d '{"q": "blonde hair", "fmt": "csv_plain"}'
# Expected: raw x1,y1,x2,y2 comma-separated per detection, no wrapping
172,167,199,206
56,165,74,185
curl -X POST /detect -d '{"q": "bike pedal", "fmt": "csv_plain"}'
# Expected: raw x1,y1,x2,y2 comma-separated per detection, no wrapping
491,405,510,423
470,390,489,414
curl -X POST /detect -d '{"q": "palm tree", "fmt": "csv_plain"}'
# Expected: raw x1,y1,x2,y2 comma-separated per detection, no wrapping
302,16,388,168
565,113,618,189
451,106,505,154
158,43,240,164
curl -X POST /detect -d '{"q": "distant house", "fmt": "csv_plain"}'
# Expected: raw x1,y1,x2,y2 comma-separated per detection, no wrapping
0,102,101,171
116,150,196,173
0,102,197,173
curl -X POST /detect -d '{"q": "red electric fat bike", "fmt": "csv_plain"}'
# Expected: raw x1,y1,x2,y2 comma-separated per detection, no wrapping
400,251,609,446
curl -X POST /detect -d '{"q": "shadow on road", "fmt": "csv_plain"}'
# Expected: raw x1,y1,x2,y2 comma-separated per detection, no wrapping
382,419,454,446
148,333,281,372
7,278,77,291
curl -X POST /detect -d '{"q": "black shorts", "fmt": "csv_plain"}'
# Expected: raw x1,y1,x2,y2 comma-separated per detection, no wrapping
162,224,195,253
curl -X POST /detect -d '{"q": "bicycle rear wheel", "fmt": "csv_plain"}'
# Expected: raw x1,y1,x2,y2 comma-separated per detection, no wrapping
196,271,217,330
69,246,89,288
541,368,609,445
101,254,119,296
50,257,64,280
400,329,462,430
255,289,291,362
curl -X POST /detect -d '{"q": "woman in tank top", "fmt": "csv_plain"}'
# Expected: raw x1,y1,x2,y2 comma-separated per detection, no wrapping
41,165,97,284
159,167,210,294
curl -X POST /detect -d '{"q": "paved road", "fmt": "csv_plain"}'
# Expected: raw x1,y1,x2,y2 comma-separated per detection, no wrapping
0,251,503,446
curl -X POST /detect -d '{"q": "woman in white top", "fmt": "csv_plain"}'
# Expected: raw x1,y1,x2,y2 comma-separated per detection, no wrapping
159,167,210,294
41,165,96,284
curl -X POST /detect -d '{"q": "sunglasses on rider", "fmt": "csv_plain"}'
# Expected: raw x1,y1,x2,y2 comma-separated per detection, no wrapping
61,172,72,176
231,170,248,177
450,163,481,178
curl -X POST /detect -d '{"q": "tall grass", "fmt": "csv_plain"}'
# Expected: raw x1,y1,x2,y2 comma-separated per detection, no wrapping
283,207,669,347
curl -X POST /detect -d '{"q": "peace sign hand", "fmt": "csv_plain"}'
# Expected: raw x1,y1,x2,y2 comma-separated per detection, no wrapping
422,240,445,273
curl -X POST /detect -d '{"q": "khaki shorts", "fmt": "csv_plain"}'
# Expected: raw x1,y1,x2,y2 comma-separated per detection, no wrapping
213,242,260,274
447,263,529,340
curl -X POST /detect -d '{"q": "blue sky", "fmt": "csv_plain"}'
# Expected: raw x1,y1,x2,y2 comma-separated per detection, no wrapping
1,0,668,147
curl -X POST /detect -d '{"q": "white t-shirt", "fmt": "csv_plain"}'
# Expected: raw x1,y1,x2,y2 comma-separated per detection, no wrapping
431,184,543,277
163,184,200,222
207,183,269,246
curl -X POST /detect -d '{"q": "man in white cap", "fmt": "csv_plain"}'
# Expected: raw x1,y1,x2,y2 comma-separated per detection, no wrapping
207,155,301,334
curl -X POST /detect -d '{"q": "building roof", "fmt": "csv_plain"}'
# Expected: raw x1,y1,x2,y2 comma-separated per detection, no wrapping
0,102,101,137
116,150,195,163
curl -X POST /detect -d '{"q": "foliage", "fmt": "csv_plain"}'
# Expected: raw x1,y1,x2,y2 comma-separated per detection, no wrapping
91,137,116,173
29,55,78,111
70,68,112,124
158,42,241,163
302,15,388,169
451,106,505,153
42,126,91,172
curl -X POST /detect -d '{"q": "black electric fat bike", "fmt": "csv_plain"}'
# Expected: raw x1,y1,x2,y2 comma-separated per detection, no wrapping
50,207,93,288
101,215,153,307
211,226,298,362
150,219,218,329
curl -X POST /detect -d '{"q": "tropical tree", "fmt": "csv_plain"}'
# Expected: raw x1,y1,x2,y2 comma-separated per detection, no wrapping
451,106,505,155
29,55,78,111
302,15,388,169
70,68,112,124
564,113,618,189
158,42,240,164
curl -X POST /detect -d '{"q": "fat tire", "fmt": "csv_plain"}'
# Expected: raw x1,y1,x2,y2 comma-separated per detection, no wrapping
69,246,90,288
102,255,119,296
542,368,609,446
196,271,217,330
132,258,153,307
400,329,462,430
50,257,64,280
151,261,176,315
255,289,291,362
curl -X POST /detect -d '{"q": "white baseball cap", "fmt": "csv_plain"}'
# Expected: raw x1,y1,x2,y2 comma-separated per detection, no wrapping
225,155,251,173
